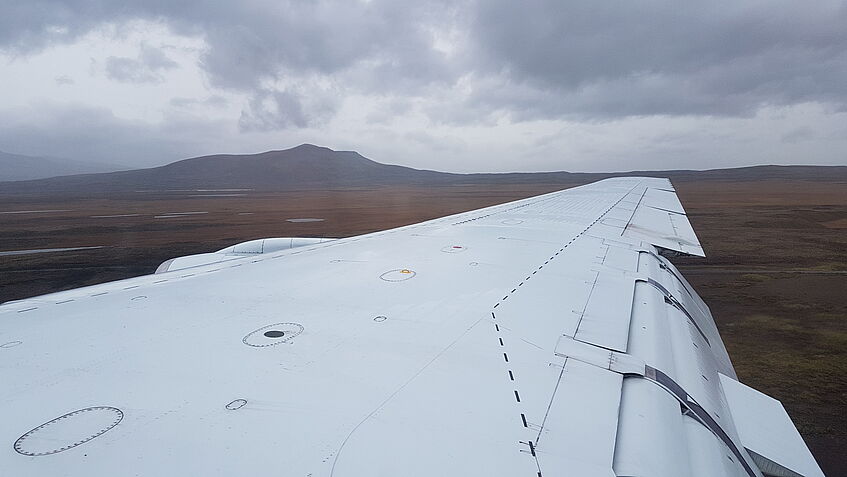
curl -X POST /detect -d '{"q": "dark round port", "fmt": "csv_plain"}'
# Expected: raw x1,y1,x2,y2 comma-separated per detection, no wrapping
263,330,285,338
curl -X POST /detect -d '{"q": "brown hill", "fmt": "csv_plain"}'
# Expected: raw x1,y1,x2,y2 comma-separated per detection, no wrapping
1,143,845,197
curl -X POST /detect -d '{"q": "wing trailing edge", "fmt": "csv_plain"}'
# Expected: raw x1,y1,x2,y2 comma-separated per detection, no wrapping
619,179,705,257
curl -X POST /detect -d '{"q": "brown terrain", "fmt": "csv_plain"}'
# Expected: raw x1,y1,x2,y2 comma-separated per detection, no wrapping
1,146,845,474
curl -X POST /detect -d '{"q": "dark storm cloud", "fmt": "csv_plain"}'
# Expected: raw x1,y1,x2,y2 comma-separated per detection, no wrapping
192,1,460,92
2,0,846,124
465,0,847,119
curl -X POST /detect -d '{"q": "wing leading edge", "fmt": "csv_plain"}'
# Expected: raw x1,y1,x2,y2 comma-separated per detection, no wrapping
0,178,822,476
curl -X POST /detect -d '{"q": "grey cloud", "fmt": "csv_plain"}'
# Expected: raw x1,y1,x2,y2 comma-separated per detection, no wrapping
54,75,74,85
365,99,413,124
781,127,815,143
105,57,158,83
104,45,178,83
238,88,338,131
139,43,178,70
403,130,466,153
2,0,847,127
239,89,309,131
170,95,229,108
0,3,110,53
0,103,228,167
465,0,847,119
0,1,461,129
196,1,459,91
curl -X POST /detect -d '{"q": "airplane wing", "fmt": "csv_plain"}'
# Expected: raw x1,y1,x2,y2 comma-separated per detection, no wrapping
0,178,823,477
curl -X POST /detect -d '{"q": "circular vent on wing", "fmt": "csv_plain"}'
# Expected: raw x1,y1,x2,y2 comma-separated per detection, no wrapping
243,323,304,347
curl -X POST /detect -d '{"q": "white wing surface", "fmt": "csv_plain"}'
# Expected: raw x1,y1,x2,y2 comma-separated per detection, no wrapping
0,178,823,477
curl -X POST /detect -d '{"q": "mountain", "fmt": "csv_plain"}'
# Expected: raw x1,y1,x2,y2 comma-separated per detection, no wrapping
1,144,845,196
0,150,123,181
0,144,467,194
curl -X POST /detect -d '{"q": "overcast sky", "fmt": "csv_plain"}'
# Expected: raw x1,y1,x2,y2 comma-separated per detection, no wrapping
1,1,846,172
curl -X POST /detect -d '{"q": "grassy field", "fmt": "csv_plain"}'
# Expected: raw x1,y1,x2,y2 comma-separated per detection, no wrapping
1,180,844,474
672,180,847,474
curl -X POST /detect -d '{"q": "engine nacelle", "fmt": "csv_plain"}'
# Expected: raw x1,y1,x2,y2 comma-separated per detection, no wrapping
155,237,335,274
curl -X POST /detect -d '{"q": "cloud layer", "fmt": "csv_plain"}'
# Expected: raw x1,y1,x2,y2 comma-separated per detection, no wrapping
1,1,845,171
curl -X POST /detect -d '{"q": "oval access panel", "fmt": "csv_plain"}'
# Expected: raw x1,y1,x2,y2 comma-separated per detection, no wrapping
14,406,124,456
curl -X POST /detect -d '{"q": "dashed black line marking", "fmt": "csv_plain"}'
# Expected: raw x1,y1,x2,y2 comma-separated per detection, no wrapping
490,180,645,311
483,181,647,475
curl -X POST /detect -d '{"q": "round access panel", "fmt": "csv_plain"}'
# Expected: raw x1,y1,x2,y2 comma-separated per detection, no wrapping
379,269,416,282
243,322,304,347
441,245,467,253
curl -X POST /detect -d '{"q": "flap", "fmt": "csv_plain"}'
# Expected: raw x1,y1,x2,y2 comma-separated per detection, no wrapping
573,274,636,353
642,187,686,214
719,374,824,477
622,187,705,257
534,359,622,477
